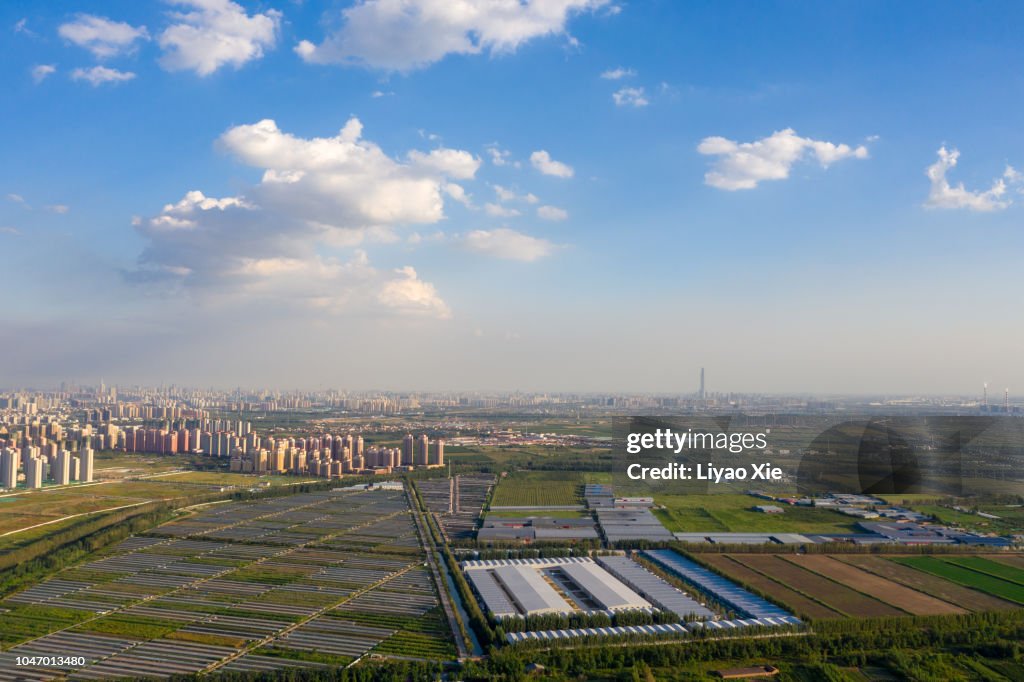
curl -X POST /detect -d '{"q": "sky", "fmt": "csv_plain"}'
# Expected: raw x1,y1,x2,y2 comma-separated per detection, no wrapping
2,0,1023,395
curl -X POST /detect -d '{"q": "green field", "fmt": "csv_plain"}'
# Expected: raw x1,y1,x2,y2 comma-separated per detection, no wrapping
156,470,316,486
653,494,860,534
942,556,1024,586
490,471,585,507
892,557,1024,605
0,461,324,540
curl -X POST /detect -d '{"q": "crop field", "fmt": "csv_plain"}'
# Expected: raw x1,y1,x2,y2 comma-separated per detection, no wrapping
943,556,1024,585
490,471,584,507
0,467,320,541
892,556,1024,605
995,554,1024,570
836,555,1019,612
702,552,1024,621
0,485,456,679
156,471,317,486
726,554,905,618
417,474,496,540
653,494,859,534
697,554,843,620
777,555,966,615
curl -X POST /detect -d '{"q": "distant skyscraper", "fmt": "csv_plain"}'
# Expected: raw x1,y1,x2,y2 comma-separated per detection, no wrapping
402,434,414,466
415,434,429,466
1,448,17,489
26,457,43,488
55,450,71,485
432,439,445,467
699,367,706,401
80,445,94,483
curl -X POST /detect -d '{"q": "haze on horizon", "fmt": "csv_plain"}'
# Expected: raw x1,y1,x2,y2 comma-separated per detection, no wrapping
2,1,1022,396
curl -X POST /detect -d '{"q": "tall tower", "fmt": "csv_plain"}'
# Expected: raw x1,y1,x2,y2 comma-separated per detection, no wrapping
0,449,17,490
401,434,414,466
699,368,706,401
433,438,445,467
55,450,71,485
415,434,429,466
80,444,94,483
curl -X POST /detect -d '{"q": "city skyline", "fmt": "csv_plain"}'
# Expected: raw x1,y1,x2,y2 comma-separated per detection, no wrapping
3,1,1024,393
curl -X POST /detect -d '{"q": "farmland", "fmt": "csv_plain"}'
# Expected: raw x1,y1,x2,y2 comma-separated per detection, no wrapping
0,485,457,679
696,554,843,620
692,552,1024,620
0,459,323,544
653,494,859,534
776,555,966,615
490,471,584,507
733,554,903,617
892,556,1024,605
837,555,1020,612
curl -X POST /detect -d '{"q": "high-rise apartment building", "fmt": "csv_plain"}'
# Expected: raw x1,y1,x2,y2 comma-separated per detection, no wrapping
415,434,429,466
402,434,414,466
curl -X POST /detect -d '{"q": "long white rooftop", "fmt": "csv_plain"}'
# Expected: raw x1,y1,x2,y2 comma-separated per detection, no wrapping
559,561,650,612
493,565,572,616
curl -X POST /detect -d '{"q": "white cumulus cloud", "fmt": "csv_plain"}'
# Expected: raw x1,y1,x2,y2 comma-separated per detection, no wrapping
463,228,555,261
537,205,568,221
697,128,869,190
378,266,451,318
530,150,574,178
612,86,648,107
443,182,473,207
159,0,281,76
216,117,473,228
129,118,472,319
408,148,481,180
31,64,56,83
294,0,610,71
924,146,1019,212
600,66,634,79
71,66,137,86
484,203,521,217
58,14,149,58
486,145,515,167
492,185,538,204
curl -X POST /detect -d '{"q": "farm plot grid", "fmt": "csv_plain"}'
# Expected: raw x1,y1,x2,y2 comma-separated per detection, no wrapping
417,474,496,541
891,556,1024,605
690,552,1024,621
0,486,457,678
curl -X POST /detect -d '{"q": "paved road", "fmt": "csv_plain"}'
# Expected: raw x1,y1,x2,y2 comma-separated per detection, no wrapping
408,487,474,660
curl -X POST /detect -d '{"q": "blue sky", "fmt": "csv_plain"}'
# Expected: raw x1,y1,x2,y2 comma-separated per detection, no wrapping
2,1,1022,394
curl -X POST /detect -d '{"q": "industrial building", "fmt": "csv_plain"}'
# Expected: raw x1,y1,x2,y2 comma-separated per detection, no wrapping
557,562,650,612
596,555,715,620
644,550,794,620
476,516,599,543
596,508,675,543
463,557,668,619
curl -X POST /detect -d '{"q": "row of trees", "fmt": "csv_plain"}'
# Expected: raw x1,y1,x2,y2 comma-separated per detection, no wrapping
498,607,680,635
469,610,1024,681
176,608,1023,682
610,537,1010,555
0,501,177,598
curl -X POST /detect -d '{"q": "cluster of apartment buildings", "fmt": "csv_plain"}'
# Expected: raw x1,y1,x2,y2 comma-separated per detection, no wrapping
229,432,445,477
0,443,94,490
